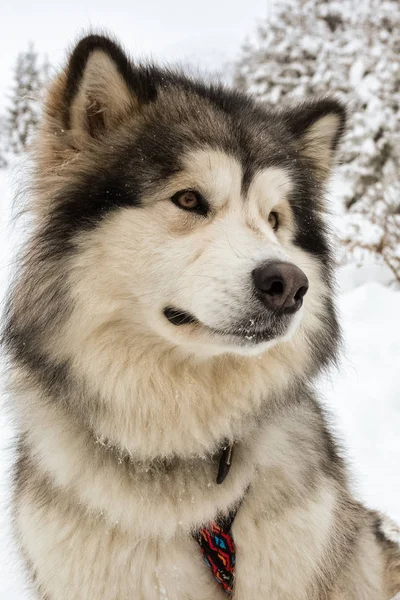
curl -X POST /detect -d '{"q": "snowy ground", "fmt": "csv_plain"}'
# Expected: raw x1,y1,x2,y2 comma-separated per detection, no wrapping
0,165,399,598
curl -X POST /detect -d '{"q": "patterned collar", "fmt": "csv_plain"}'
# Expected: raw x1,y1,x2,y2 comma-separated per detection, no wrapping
195,512,237,595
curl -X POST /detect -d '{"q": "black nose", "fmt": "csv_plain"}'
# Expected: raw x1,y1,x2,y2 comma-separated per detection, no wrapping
252,261,309,313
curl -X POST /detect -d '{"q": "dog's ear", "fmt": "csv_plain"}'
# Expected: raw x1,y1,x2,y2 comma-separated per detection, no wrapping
57,35,157,144
283,98,346,179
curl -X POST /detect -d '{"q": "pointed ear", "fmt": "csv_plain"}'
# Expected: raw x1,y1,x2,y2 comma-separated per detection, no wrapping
283,98,346,179
61,35,156,143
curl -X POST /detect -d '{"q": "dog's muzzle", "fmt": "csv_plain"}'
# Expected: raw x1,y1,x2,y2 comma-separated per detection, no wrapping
163,261,308,345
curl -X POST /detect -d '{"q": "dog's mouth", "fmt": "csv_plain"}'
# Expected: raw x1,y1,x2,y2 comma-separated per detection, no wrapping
163,306,285,345
163,307,198,327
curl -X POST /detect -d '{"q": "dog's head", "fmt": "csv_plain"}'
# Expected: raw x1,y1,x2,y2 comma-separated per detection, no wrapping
17,35,345,365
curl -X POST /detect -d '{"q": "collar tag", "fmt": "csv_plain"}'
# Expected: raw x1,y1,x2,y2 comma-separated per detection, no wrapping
216,443,234,484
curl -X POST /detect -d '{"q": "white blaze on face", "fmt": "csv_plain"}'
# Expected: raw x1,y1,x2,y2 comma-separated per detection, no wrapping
163,150,295,330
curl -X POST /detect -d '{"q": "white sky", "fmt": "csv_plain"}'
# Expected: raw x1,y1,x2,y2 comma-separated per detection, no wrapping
0,0,269,110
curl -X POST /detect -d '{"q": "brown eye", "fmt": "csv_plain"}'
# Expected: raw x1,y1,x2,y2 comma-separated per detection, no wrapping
176,191,198,209
171,190,209,215
268,211,279,231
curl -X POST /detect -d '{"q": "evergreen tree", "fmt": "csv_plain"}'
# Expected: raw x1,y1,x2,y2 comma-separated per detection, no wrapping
7,43,43,154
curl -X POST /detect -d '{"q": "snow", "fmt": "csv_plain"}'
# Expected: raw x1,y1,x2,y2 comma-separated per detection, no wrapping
319,276,400,523
0,165,399,597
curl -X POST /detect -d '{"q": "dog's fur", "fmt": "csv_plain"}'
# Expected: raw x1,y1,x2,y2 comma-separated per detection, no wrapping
3,34,400,599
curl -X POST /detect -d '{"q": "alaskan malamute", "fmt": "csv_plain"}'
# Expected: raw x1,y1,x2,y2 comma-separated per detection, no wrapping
3,34,400,599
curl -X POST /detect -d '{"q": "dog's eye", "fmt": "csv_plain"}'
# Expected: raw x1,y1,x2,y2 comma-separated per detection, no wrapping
268,211,279,231
171,190,208,215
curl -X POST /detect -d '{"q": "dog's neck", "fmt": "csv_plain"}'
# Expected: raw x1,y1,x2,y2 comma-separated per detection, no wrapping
78,338,302,462
91,428,236,485
46,299,313,461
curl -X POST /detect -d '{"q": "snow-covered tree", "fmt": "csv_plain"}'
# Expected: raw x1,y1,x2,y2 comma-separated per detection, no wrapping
235,0,357,102
341,183,400,283
6,43,46,154
235,0,400,281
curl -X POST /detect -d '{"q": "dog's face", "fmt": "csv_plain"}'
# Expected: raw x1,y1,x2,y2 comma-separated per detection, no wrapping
102,151,310,356
31,36,345,360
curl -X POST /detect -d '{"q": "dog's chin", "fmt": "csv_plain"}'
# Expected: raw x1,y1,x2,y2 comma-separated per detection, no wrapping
160,306,302,357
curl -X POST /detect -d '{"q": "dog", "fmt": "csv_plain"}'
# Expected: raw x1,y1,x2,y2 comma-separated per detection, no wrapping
3,34,400,599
